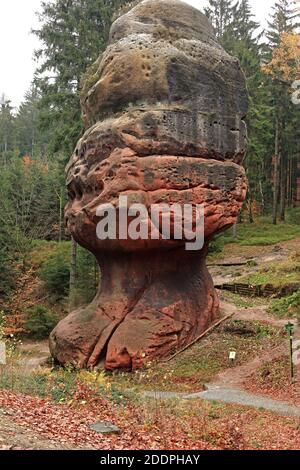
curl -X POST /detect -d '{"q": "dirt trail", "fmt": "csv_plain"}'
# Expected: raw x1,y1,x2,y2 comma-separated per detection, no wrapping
215,301,300,386
199,298,300,411
213,300,296,388
17,340,51,372
210,237,300,287
233,305,290,327
211,343,285,388
0,410,80,450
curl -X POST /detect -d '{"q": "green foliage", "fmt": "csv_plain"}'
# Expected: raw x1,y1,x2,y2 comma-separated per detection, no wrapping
14,87,49,158
286,208,300,225
208,235,225,255
0,364,129,406
0,366,76,401
0,156,65,242
205,0,239,46
0,155,65,287
223,220,300,246
25,305,59,339
74,246,100,304
0,96,15,164
221,291,267,308
39,250,70,298
38,242,99,305
239,252,300,286
49,368,77,402
0,93,60,301
268,291,300,320
0,248,15,304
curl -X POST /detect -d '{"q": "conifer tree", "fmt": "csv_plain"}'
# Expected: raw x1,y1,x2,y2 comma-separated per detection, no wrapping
0,95,15,165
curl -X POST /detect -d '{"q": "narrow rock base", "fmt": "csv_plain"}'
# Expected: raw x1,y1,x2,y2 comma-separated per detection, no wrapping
49,248,219,370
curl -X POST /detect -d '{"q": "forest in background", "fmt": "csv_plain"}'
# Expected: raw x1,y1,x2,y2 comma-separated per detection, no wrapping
0,0,299,337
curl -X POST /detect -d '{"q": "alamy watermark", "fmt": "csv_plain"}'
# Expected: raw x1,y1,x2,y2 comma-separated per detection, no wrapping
96,196,204,251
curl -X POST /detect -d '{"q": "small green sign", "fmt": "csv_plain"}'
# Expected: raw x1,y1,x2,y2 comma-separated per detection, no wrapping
284,322,294,335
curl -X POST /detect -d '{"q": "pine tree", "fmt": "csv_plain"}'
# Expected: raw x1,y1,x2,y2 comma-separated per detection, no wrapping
267,0,295,48
14,88,48,160
232,0,260,42
205,0,239,51
0,95,15,165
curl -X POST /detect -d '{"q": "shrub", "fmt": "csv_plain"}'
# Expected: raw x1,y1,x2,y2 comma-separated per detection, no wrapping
25,305,59,339
286,207,300,226
39,250,70,298
208,235,225,255
38,242,99,304
268,291,300,321
0,247,15,302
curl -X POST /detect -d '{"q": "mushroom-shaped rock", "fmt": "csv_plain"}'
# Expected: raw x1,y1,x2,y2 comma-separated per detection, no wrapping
50,0,248,370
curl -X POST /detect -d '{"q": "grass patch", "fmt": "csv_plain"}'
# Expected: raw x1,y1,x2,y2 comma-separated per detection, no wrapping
238,254,300,287
218,219,300,248
0,364,77,401
220,291,269,308
268,291,300,321
0,357,132,405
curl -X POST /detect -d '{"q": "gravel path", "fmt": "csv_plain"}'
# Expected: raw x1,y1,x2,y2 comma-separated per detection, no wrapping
192,386,300,418
143,386,300,418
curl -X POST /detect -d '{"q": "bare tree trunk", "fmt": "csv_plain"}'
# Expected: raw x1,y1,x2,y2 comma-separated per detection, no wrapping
58,188,63,243
279,156,286,221
259,180,265,215
273,118,280,225
69,237,77,312
247,190,254,224
232,222,237,239
287,155,293,209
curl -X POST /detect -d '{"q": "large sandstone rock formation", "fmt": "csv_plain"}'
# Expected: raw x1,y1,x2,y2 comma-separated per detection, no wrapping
50,0,248,370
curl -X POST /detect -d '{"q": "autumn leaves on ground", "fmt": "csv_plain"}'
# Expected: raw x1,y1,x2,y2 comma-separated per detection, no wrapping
0,220,299,450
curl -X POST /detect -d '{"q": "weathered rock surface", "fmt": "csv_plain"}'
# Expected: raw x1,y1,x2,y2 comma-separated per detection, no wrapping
50,0,248,370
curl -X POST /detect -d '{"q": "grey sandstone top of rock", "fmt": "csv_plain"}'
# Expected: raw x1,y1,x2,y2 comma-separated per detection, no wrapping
77,0,248,165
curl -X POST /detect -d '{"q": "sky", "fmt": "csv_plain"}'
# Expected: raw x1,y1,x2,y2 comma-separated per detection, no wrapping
0,0,276,110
